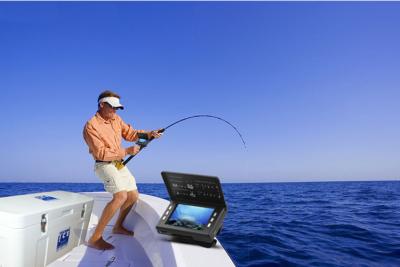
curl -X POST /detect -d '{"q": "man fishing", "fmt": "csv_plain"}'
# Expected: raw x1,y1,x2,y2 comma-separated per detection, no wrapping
83,90,162,250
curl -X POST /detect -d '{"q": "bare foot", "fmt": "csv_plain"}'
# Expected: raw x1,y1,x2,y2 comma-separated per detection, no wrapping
87,237,114,250
112,226,134,236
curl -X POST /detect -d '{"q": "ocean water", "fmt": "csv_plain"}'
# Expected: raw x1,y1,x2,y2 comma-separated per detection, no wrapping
0,181,399,267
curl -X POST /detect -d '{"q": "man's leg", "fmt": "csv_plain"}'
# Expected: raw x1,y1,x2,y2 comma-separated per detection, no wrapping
88,191,128,250
113,189,139,235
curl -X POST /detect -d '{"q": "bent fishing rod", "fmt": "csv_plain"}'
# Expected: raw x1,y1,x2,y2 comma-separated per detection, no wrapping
114,115,246,170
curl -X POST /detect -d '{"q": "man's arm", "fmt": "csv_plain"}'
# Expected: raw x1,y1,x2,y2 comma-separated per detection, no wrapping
83,123,127,161
120,119,149,142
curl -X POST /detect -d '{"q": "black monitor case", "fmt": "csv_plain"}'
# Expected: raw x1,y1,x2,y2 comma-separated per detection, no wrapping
156,171,227,248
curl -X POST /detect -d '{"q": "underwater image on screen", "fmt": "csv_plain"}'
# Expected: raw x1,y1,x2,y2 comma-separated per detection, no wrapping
166,204,214,230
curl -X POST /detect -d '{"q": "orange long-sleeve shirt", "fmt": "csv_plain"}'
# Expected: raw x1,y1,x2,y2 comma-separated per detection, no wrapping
83,112,147,161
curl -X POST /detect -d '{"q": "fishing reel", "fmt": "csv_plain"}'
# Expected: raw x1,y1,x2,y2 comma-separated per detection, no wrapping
135,131,162,148
136,137,151,148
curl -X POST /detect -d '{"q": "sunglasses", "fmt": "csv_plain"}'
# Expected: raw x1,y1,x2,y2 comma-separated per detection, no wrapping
104,102,118,110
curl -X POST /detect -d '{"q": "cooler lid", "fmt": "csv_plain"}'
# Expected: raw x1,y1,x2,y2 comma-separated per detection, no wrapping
161,171,226,207
0,191,93,229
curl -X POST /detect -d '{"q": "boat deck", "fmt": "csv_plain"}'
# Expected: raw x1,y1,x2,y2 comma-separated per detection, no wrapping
48,192,235,267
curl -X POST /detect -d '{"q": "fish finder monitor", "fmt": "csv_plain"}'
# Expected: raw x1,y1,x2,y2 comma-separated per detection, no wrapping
166,204,214,230
156,171,227,247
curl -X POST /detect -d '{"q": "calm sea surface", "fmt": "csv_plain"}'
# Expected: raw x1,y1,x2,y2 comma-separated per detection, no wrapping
0,181,399,267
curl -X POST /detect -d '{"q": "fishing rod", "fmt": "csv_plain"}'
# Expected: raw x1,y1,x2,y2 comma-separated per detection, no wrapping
115,115,246,170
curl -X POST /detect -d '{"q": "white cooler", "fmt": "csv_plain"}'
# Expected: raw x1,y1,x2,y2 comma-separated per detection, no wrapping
0,191,93,267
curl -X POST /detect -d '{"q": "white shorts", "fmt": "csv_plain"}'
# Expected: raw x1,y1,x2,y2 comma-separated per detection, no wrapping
94,162,137,194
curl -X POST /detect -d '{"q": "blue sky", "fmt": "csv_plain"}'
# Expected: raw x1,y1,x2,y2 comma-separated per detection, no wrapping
0,2,399,183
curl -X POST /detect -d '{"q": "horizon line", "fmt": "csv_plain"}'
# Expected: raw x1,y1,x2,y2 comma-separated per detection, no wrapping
0,179,399,184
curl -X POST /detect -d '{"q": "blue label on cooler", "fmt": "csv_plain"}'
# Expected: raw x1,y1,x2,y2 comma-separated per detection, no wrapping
57,228,70,251
35,195,58,201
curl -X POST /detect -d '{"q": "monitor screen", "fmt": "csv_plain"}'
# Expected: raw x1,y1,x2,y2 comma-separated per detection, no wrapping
166,204,214,230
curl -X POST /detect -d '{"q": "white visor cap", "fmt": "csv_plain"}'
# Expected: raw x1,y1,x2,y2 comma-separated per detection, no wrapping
99,96,124,110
